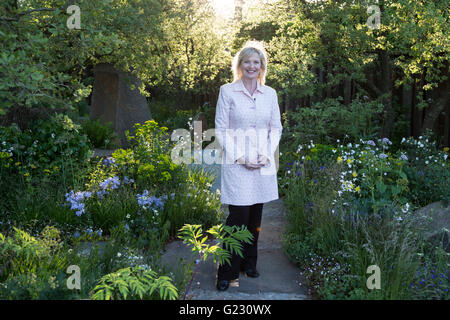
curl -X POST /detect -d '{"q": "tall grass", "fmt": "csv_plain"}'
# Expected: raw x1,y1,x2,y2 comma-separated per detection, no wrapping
281,156,445,299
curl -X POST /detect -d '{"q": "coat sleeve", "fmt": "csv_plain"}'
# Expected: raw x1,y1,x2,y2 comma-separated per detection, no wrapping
215,85,245,164
258,89,283,164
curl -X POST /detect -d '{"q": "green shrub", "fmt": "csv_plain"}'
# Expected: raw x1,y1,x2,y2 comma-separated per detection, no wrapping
0,113,92,181
81,118,118,149
285,96,383,146
400,132,449,206
91,266,178,300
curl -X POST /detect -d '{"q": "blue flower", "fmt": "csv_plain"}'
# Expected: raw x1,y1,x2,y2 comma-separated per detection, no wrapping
102,157,116,167
137,190,166,210
97,189,109,198
123,176,134,184
65,190,92,216
73,231,81,238
99,176,121,191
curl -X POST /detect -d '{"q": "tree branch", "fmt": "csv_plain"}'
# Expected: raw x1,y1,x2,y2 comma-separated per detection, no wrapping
0,5,65,22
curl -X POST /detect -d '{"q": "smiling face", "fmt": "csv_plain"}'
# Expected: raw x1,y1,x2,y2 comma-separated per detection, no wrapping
240,52,262,81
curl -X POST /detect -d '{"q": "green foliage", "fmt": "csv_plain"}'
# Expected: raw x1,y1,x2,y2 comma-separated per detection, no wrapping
160,167,223,236
285,97,383,146
0,113,92,179
91,266,178,300
0,22,74,114
178,224,254,267
400,132,449,206
0,226,68,284
81,118,118,149
119,120,186,194
280,135,449,299
151,101,197,133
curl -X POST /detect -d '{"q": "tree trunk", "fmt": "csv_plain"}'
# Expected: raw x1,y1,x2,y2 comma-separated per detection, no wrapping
343,78,351,106
411,76,423,138
380,50,394,138
402,84,413,137
421,69,450,133
326,63,332,99
444,102,450,147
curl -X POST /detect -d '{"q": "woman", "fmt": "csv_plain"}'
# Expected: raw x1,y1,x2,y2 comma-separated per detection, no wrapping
214,41,283,291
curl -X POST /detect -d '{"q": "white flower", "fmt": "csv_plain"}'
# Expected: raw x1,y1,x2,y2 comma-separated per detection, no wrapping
401,203,410,213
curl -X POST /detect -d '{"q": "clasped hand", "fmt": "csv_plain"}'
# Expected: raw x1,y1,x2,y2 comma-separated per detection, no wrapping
236,155,270,169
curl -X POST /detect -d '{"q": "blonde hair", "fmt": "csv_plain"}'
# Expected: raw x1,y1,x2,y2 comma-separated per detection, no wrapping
231,40,268,85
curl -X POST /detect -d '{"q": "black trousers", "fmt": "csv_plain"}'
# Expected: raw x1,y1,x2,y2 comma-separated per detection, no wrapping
217,203,263,281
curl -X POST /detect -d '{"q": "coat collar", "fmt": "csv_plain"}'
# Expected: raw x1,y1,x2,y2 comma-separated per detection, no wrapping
232,78,265,94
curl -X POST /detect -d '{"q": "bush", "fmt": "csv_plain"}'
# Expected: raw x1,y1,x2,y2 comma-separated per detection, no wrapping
400,132,449,206
0,113,92,180
80,118,118,149
285,96,383,146
91,266,178,300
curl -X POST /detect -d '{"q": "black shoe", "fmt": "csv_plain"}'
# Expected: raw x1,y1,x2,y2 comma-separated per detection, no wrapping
216,280,230,291
244,268,260,278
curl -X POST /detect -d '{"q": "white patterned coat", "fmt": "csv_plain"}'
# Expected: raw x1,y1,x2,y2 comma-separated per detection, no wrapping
214,78,283,206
